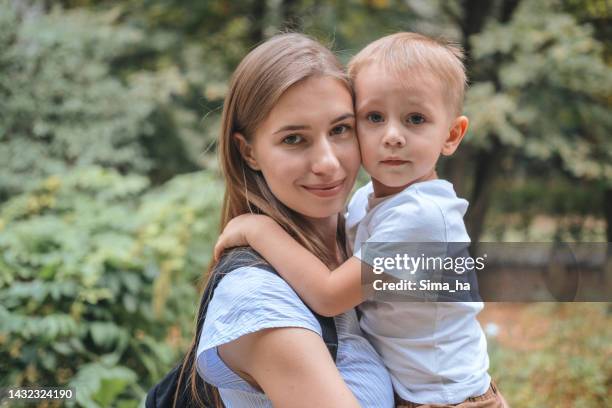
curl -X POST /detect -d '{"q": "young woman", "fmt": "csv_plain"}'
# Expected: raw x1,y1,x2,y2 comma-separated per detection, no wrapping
175,33,394,407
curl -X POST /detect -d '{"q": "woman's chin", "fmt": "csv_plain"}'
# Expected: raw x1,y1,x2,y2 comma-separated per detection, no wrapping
272,191,343,219
295,200,345,220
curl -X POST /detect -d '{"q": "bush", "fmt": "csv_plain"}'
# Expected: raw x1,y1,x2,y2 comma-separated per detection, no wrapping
0,167,223,407
0,1,200,200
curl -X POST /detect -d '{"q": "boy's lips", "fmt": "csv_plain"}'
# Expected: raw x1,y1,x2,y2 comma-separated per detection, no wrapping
301,179,346,197
380,158,410,166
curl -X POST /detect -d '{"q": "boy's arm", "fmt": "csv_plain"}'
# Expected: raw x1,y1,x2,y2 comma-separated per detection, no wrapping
215,214,364,316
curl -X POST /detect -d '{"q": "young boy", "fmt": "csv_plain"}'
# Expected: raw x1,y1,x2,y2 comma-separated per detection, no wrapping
215,33,505,407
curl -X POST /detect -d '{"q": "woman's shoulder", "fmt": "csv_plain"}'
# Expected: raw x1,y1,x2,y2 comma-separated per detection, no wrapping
195,264,323,391
198,264,322,356
212,265,321,324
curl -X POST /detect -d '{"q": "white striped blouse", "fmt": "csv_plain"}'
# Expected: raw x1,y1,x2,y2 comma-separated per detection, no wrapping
196,266,394,408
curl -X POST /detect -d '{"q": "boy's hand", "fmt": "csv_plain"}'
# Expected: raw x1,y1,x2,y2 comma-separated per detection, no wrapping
213,214,274,261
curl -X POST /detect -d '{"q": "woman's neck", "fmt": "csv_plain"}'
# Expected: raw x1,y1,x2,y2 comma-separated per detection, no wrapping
306,215,340,262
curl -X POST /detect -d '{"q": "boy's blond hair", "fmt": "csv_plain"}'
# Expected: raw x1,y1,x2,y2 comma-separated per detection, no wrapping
348,32,467,116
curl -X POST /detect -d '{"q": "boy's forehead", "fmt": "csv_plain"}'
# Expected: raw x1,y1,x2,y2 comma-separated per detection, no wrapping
355,62,445,99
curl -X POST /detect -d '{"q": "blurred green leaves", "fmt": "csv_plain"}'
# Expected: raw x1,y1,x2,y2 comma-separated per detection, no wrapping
0,167,223,406
0,0,205,201
0,3,153,197
466,0,612,182
0,0,610,406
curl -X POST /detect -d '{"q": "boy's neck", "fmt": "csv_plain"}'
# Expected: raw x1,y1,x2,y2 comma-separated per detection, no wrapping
372,170,438,198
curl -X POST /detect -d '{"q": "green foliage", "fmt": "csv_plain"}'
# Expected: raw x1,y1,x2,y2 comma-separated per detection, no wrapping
466,0,612,183
0,1,200,200
492,178,604,217
98,0,250,162
485,176,607,241
289,0,422,57
0,167,223,406
0,0,609,406
0,3,148,196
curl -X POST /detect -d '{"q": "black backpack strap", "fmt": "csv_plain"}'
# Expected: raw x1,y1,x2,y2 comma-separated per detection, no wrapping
316,313,338,361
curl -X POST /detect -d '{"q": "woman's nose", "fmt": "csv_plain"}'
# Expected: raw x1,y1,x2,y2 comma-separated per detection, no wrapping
311,139,341,175
382,124,406,148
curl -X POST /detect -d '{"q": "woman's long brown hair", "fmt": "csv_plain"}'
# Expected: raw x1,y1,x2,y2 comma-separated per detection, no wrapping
173,33,352,408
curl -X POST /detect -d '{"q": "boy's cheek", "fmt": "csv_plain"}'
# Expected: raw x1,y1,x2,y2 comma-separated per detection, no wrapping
355,122,373,144
359,144,379,167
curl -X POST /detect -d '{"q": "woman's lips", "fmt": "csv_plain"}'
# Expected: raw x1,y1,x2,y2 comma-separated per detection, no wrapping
302,179,345,198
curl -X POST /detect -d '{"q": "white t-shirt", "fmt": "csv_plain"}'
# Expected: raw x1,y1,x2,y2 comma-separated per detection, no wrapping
346,179,490,404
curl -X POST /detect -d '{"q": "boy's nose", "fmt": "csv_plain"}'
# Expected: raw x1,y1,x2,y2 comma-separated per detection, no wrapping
382,125,406,148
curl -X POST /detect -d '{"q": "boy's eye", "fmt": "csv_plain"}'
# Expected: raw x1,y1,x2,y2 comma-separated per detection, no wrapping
407,114,426,125
366,113,384,123
282,134,303,145
330,124,351,135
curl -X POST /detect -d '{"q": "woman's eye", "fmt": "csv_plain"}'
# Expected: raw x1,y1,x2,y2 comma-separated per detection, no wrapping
282,134,303,145
330,124,351,135
367,113,384,123
407,114,426,125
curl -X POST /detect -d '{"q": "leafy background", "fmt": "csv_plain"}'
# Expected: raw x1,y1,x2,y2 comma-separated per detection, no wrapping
0,0,610,406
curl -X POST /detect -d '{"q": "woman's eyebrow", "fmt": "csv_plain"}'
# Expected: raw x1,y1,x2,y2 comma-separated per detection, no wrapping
273,113,354,134
274,124,310,134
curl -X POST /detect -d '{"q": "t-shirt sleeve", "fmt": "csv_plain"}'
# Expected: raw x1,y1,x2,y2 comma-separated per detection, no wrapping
354,197,451,302
355,194,447,262
196,266,322,391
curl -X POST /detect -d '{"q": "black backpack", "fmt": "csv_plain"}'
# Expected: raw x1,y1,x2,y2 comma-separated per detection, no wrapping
145,248,339,407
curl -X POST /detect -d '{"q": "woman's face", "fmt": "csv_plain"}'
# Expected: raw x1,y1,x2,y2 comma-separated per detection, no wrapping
241,76,360,220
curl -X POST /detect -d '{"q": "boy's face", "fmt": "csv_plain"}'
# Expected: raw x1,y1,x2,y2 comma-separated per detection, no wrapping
354,63,467,197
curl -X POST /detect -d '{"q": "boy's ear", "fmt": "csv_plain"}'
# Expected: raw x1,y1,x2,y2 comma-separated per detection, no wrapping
233,133,260,170
441,116,469,156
